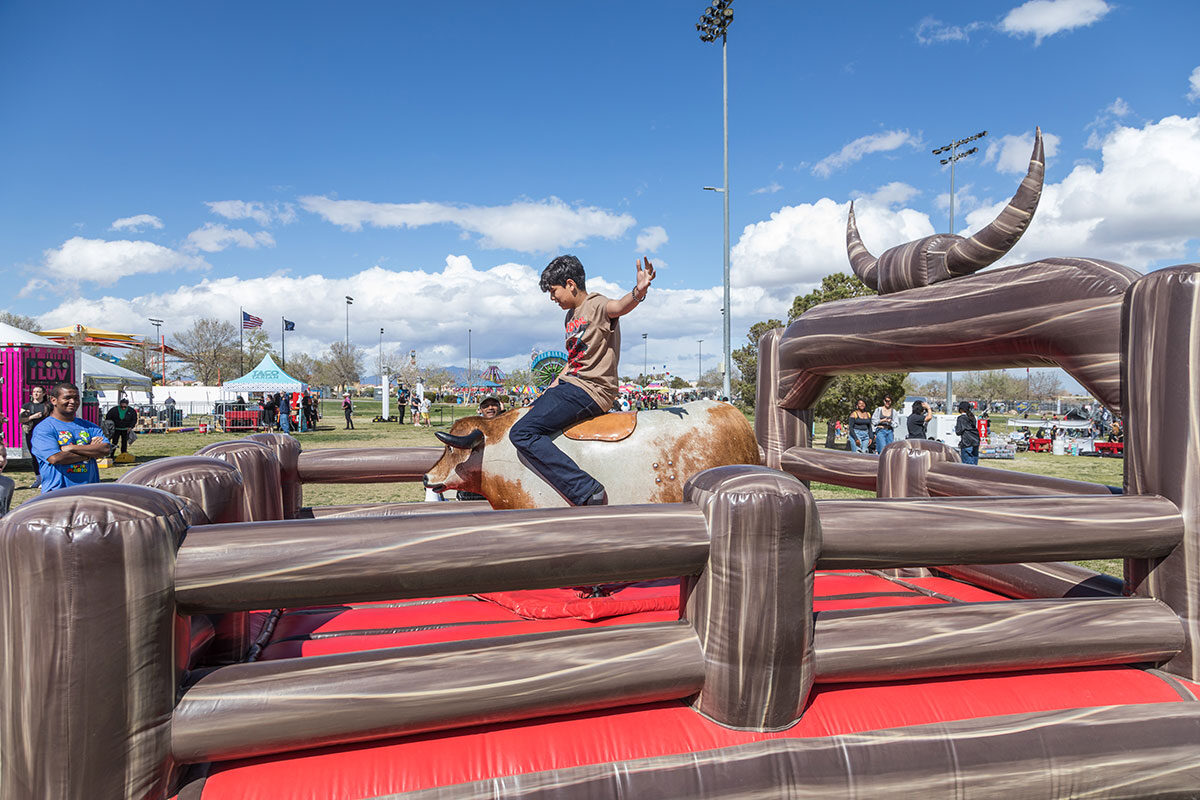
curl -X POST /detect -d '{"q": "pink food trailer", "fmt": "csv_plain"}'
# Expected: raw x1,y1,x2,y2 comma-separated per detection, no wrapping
1,327,78,460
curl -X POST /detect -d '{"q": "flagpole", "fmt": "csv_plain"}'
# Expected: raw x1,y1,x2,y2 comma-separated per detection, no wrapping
281,316,286,370
239,307,244,374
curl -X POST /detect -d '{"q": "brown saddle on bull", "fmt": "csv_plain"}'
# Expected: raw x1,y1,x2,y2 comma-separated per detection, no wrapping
562,411,637,442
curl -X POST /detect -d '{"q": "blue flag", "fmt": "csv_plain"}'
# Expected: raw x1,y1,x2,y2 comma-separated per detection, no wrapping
283,319,296,331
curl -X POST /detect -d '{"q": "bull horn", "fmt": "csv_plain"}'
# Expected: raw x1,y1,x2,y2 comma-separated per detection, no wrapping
435,429,485,450
946,127,1045,277
845,201,879,290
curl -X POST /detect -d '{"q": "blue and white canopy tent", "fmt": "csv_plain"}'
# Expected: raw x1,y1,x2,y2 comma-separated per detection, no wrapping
223,354,307,395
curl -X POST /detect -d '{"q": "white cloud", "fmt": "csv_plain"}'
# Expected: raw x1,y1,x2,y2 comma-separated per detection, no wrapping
730,198,935,292
963,113,1200,268
1085,99,1134,149
110,214,164,232
751,182,783,195
1000,0,1111,45
206,200,297,226
984,130,1062,173
29,237,208,292
300,196,636,254
185,223,276,253
855,181,920,208
636,226,668,253
812,130,920,178
33,255,775,384
915,17,987,45
1188,67,1200,102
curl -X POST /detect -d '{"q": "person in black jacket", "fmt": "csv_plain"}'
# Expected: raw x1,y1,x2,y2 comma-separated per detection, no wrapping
104,398,139,455
955,401,981,465
906,401,931,440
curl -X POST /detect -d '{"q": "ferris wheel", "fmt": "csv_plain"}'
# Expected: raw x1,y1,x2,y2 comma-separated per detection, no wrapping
531,350,568,387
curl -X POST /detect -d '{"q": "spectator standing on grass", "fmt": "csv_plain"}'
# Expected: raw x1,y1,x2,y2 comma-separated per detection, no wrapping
342,392,355,430
30,382,110,494
279,393,292,434
0,411,14,517
955,401,981,465
397,385,408,425
871,394,897,452
848,398,872,453
104,398,139,456
907,400,931,440
455,397,505,502
420,395,431,426
19,385,51,489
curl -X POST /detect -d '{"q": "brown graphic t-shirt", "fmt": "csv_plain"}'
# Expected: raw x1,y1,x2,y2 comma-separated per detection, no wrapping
559,292,620,411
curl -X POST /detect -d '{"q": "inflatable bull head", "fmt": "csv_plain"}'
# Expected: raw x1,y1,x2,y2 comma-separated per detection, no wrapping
847,128,1044,294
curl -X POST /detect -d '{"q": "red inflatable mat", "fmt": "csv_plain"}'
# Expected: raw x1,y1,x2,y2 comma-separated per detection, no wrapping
178,666,1197,799
257,573,1008,661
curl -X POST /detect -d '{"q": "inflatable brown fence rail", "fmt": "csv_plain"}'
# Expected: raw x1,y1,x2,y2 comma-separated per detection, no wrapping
1,453,1190,797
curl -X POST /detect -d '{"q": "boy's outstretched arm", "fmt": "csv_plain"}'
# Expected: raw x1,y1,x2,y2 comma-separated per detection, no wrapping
606,258,657,318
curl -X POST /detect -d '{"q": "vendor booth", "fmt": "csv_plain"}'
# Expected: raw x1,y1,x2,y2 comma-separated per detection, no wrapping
222,355,308,431
0,322,80,460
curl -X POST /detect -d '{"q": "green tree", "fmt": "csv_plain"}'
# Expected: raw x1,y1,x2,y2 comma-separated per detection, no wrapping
731,319,784,409
790,272,876,320
285,352,319,385
503,368,534,392
668,376,690,390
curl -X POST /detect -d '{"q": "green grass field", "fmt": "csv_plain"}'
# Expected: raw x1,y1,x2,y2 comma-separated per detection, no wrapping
6,403,1128,576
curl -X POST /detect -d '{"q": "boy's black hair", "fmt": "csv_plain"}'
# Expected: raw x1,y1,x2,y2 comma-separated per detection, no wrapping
50,381,79,398
540,255,586,292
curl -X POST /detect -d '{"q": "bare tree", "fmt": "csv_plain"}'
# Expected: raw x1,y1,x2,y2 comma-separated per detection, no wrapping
172,318,238,385
319,341,363,391
0,311,40,332
1027,370,1065,403
285,352,319,385
243,328,280,368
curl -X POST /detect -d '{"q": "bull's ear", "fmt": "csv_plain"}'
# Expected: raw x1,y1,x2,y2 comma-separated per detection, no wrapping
435,429,485,450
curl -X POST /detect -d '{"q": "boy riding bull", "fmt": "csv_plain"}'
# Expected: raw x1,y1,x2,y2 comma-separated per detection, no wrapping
508,254,655,506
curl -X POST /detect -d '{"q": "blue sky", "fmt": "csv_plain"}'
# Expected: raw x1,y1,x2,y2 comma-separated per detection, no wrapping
3,0,1199,387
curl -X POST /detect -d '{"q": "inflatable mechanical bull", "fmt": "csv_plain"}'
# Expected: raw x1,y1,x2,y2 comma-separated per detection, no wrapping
424,399,760,508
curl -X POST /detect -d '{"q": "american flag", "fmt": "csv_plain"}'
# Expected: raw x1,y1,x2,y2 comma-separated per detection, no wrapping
242,311,263,329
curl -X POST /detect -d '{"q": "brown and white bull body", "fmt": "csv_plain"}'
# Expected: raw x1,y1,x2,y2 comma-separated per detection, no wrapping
424,399,760,509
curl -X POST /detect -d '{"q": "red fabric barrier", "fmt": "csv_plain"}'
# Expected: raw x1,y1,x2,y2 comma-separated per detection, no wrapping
180,666,1195,799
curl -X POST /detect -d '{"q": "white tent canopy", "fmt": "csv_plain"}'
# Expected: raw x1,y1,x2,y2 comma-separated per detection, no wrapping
223,354,307,395
0,321,67,349
81,352,153,391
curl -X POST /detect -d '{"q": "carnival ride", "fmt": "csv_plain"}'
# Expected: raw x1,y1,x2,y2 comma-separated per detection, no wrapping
4,128,1200,798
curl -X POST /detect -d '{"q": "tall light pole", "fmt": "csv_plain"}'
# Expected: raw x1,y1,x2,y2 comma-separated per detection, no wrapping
148,318,164,386
344,296,353,348
378,327,384,378
468,328,472,398
931,129,987,411
698,0,734,401
642,332,648,381
697,339,703,387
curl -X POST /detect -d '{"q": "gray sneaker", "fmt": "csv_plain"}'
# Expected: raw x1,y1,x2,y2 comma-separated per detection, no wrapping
580,488,608,506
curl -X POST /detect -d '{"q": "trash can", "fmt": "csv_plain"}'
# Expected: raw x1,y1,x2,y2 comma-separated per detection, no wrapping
1052,437,1066,456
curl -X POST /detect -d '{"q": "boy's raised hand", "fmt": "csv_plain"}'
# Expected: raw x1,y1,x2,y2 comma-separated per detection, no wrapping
636,257,657,293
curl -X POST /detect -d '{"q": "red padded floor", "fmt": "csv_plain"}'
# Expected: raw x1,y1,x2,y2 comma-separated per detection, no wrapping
179,666,1197,799
258,572,1007,660
175,572,1196,798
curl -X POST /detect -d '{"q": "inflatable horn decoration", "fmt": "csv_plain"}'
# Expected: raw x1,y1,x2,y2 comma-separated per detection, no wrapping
435,429,485,450
847,127,1044,294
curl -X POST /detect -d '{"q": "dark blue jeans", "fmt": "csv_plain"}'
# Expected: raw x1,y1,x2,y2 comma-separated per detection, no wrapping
509,381,605,505
960,444,979,465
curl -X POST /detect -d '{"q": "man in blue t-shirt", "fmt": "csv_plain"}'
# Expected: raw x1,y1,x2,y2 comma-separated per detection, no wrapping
31,382,110,494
